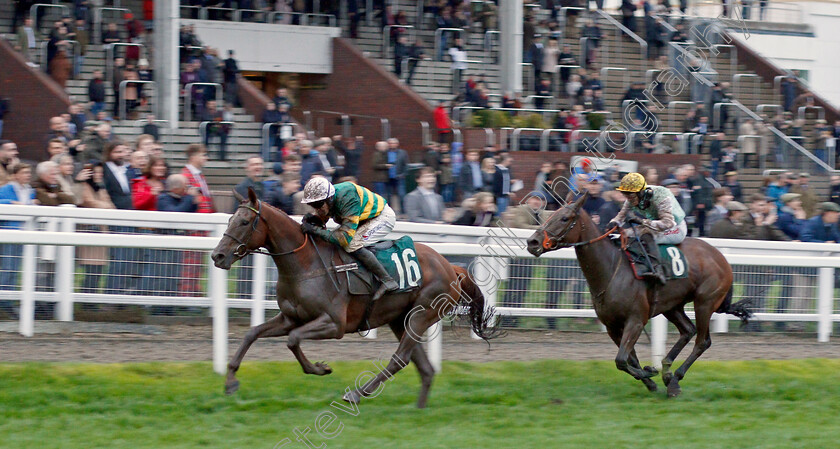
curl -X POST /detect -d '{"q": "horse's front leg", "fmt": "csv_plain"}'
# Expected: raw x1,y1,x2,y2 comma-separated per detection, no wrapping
615,319,656,380
226,312,297,395
287,313,343,375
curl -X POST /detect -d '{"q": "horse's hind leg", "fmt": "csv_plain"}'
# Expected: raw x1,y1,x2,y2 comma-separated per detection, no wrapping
343,311,434,405
287,313,342,376
667,305,714,398
661,307,697,388
390,322,436,409
226,312,297,395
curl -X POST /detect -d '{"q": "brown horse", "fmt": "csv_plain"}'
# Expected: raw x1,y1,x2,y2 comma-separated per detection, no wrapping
210,188,498,408
526,192,750,397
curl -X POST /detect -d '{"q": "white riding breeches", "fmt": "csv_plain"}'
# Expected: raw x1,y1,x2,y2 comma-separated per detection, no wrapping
625,220,687,245
346,205,396,252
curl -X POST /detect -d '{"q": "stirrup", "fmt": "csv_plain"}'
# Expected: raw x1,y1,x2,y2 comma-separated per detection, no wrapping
372,279,398,301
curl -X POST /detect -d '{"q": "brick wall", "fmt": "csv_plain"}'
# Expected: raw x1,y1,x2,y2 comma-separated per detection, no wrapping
0,38,71,161
291,37,435,184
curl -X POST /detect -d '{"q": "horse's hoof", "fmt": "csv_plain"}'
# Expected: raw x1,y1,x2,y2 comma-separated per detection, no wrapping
642,379,658,393
667,380,682,398
343,389,361,404
225,379,240,395
314,362,332,376
643,366,659,376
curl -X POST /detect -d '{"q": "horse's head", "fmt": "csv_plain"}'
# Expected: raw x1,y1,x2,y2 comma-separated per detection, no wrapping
526,190,589,257
211,187,268,270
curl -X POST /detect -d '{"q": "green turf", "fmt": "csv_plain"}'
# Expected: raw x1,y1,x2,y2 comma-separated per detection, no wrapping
1,360,839,448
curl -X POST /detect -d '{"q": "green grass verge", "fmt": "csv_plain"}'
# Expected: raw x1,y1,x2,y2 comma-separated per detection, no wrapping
1,360,839,448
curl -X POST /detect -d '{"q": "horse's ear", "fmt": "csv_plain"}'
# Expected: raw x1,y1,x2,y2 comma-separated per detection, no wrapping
233,189,246,203
247,187,258,204
564,191,576,204
573,189,590,210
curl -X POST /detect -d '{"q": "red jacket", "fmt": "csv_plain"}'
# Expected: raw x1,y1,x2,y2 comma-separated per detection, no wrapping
433,106,451,134
132,176,159,211
143,0,154,21
181,167,215,213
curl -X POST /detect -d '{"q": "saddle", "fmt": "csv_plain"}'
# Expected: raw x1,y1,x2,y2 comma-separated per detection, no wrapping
610,235,689,282
339,236,423,296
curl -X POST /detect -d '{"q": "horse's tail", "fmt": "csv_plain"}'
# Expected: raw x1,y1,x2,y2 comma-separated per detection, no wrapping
452,265,503,342
715,287,753,324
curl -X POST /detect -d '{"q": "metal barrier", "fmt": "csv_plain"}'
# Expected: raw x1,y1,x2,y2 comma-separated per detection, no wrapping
733,73,760,102
713,102,736,130
452,128,462,144
271,11,305,24
39,39,79,74
94,7,131,45
798,106,825,122
510,128,545,151
204,7,236,20
520,63,534,93
134,119,170,144
105,43,145,83
183,83,224,122
484,30,499,63
526,96,556,110
384,25,416,58
712,44,737,75
29,3,70,31
452,106,486,126
233,9,269,22
756,104,783,118
540,129,574,152
180,5,202,19
600,67,629,92
597,10,646,60
484,128,495,147
553,64,582,97
579,37,589,68
627,130,654,153
304,13,337,27
119,80,157,120
199,120,235,146
653,132,690,154
434,27,464,61
420,122,430,146
667,101,698,128
381,118,390,140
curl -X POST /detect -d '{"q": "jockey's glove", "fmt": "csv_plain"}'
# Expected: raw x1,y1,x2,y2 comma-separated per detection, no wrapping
300,221,322,236
303,212,325,227
627,216,645,226
607,220,621,230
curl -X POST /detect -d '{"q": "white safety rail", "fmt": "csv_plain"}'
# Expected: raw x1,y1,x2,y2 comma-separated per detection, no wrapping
0,206,838,375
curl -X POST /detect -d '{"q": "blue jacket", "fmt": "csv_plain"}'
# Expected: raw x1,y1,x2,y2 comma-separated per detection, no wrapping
799,216,840,243
157,193,198,213
0,183,36,229
777,209,805,240
765,184,788,208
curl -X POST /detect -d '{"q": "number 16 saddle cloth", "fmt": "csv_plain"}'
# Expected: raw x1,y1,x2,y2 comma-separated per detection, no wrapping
340,236,424,296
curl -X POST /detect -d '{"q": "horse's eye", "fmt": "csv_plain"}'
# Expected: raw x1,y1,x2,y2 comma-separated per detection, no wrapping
239,219,249,226
561,216,569,222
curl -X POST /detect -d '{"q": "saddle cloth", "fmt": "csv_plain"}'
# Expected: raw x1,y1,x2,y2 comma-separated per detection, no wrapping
340,236,423,296
615,238,689,281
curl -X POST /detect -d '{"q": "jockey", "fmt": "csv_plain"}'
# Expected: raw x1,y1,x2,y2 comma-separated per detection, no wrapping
608,172,687,285
299,177,399,301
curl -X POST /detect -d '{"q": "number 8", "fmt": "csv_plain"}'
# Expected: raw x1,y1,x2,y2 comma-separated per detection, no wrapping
667,247,684,276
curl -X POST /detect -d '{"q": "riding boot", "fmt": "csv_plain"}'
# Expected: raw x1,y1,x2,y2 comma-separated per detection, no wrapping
640,233,667,285
354,247,399,301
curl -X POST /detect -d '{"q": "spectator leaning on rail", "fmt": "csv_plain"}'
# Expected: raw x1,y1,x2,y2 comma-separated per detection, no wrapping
453,191,496,227
0,163,35,317
299,177,399,301
608,172,687,285
705,187,733,231
76,161,115,298
708,201,751,239
800,202,840,243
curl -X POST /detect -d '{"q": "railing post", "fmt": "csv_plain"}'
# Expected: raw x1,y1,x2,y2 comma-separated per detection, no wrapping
381,118,390,140
818,267,834,343
425,322,442,373
19,218,37,337
55,212,76,321
650,314,667,369
712,312,729,333
251,254,267,327
211,224,229,375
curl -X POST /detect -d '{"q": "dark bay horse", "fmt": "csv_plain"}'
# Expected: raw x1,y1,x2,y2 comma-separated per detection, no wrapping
526,192,750,397
210,188,498,408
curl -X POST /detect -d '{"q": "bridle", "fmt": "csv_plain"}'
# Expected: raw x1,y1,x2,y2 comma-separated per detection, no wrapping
540,204,617,250
224,200,309,258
